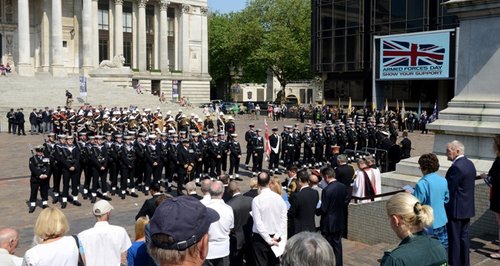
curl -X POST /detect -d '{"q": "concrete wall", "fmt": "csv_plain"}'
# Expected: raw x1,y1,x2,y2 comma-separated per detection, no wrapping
348,182,497,245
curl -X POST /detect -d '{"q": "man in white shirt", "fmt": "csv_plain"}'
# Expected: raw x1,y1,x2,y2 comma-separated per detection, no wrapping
205,181,234,265
252,172,287,265
200,178,212,205
0,228,22,266
78,200,132,266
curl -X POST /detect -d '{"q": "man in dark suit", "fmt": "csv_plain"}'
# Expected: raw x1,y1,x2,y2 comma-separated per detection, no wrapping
317,167,348,266
288,169,319,237
400,130,412,159
177,138,195,195
135,183,163,220
335,154,355,238
227,181,254,266
219,174,232,202
16,108,26,136
445,140,476,266
29,108,39,135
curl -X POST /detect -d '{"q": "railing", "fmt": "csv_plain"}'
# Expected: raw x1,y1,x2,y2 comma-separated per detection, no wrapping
351,189,405,203
351,175,486,202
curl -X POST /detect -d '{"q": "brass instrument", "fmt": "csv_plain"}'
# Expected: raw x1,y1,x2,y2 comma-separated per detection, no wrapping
128,119,139,130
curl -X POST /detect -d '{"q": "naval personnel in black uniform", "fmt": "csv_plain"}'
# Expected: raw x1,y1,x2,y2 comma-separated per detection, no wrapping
29,146,52,213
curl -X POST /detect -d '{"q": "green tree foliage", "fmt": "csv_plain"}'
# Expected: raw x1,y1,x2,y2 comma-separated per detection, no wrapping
208,0,311,102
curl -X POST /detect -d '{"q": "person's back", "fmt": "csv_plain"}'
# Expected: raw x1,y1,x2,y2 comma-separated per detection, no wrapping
78,200,131,266
380,232,447,266
24,236,79,266
205,181,234,263
78,221,131,266
413,172,449,229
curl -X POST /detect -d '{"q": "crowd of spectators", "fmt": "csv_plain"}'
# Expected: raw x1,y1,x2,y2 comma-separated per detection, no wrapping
2,135,500,265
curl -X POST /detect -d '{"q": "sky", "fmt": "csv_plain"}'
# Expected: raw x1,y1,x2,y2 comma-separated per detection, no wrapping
208,0,247,14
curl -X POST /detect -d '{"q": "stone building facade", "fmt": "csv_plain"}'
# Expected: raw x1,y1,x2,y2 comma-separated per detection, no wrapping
1,0,210,102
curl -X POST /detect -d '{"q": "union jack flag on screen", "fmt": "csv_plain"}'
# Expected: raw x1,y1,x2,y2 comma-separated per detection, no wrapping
382,40,445,67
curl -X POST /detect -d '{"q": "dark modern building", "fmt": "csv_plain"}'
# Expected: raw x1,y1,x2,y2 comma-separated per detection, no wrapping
311,0,459,111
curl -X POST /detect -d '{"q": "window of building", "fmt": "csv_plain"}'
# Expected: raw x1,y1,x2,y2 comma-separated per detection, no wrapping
146,5,155,35
123,12,132,33
167,7,176,37
98,9,109,30
123,42,132,66
99,40,108,62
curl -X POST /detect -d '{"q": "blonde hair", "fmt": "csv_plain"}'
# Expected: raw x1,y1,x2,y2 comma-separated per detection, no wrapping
270,177,284,196
34,207,69,240
386,193,434,232
135,216,150,240
248,178,258,189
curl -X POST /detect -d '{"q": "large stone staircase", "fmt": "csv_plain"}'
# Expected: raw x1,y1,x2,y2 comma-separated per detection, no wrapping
0,74,205,132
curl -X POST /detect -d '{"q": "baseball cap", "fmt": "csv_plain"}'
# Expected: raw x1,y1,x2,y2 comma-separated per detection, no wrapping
150,196,219,250
93,200,114,215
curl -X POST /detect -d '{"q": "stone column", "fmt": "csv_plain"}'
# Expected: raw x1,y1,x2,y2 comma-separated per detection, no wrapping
201,6,208,74
82,0,93,73
41,0,51,71
180,4,190,72
114,0,124,57
93,0,99,67
132,1,138,69
160,1,169,74
17,0,34,76
153,3,159,70
50,0,67,77
137,0,148,71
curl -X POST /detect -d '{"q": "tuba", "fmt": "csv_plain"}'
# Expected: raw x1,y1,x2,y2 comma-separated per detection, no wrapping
128,119,139,130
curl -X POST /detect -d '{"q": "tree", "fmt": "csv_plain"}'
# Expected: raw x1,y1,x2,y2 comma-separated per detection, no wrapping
208,12,266,99
208,0,311,102
246,0,312,102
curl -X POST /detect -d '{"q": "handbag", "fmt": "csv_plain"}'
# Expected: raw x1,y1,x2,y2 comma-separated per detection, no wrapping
72,235,84,266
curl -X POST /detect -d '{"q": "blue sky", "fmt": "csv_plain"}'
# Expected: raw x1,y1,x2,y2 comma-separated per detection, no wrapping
208,0,247,14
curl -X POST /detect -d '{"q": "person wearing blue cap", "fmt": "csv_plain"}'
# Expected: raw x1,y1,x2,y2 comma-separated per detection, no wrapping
148,196,220,266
